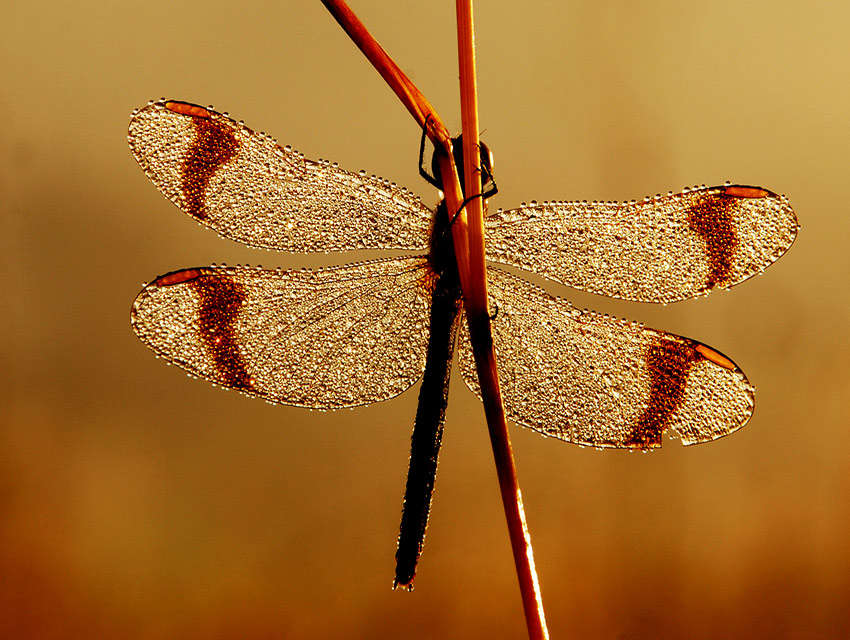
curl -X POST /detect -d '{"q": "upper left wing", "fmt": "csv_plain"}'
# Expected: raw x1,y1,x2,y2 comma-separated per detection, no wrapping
128,99,433,253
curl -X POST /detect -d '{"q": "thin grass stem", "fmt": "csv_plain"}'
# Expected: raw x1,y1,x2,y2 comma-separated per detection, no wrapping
456,2,549,638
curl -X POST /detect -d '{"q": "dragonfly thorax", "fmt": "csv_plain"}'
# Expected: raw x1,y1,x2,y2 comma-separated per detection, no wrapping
428,200,462,285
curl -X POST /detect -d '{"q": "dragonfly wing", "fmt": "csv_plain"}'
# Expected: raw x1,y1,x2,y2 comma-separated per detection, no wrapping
128,100,432,252
458,268,754,448
485,185,798,303
132,257,435,409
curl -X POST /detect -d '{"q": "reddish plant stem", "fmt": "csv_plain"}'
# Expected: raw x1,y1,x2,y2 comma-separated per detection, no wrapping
319,0,472,289
320,1,548,637
319,0,451,148
456,2,548,638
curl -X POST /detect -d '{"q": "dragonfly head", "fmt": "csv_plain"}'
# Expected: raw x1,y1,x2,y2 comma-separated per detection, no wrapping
430,135,495,198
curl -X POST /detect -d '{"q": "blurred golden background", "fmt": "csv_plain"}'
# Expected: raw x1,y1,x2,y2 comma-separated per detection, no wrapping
1,1,846,637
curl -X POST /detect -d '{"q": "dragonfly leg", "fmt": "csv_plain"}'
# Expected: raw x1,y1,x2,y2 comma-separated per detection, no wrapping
418,115,442,190
480,160,498,200
489,300,499,320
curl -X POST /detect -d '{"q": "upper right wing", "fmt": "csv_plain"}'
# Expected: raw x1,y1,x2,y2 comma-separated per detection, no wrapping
484,185,798,303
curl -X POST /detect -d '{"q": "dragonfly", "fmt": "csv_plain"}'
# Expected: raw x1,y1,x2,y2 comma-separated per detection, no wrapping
129,98,798,589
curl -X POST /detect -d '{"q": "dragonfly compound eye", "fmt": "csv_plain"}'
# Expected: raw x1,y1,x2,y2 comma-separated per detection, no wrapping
430,134,494,195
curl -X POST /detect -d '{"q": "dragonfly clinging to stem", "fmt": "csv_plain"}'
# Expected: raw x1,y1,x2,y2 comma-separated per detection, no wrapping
128,98,797,588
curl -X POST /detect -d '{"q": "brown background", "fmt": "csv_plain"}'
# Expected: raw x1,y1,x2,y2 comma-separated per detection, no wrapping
2,1,847,638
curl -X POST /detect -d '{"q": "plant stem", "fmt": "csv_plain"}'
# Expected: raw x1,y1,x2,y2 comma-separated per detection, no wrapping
319,0,451,148
318,0,472,284
319,1,548,636
455,2,549,638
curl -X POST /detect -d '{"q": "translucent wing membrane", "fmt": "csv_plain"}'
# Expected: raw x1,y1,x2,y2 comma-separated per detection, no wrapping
132,257,436,409
458,268,754,449
128,101,790,447
485,185,798,303
128,100,432,253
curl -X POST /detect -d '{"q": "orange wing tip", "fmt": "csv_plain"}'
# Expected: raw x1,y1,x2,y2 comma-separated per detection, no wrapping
155,269,203,287
695,343,736,370
165,101,211,118
722,185,772,199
